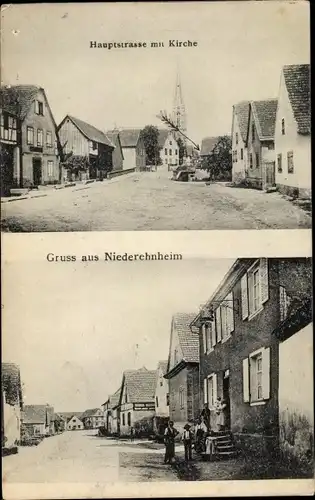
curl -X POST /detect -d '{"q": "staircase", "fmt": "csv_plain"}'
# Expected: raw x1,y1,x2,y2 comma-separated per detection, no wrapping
201,430,238,461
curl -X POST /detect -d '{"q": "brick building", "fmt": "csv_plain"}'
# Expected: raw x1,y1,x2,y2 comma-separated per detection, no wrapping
190,257,312,458
164,313,200,433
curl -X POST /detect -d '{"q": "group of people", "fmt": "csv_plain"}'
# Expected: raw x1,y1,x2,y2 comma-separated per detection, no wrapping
163,397,227,464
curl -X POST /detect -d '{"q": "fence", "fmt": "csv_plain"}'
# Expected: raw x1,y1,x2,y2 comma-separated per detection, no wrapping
107,168,135,180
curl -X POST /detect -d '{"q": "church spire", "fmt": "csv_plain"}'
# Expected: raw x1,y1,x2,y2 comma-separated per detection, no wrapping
172,69,187,136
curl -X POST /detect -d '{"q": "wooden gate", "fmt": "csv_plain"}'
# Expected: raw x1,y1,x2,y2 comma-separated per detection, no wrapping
263,161,275,189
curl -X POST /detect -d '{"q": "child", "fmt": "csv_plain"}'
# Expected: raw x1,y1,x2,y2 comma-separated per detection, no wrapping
182,423,193,461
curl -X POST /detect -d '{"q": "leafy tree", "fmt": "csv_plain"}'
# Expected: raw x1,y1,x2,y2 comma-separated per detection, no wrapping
204,135,232,181
140,125,161,166
177,136,186,165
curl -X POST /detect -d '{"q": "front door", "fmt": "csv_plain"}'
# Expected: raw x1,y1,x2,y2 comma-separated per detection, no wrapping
32,158,42,187
223,370,231,430
263,161,276,189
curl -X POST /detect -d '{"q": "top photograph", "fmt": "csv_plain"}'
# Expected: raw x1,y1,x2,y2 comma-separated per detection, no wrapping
0,2,311,232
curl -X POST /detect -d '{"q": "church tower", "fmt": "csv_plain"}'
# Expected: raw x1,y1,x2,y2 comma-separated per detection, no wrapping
172,71,187,137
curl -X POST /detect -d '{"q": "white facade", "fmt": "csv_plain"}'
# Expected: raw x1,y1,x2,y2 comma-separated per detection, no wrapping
2,393,21,449
279,323,313,459
155,366,169,418
121,147,136,170
67,415,84,430
232,111,248,182
275,71,311,196
160,133,179,167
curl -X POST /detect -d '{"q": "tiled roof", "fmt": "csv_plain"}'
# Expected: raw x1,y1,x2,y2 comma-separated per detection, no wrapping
119,128,142,147
106,131,124,159
200,136,220,156
157,360,168,375
157,129,171,149
2,363,22,407
58,411,83,421
23,405,54,425
283,64,310,134
172,312,200,363
65,116,114,147
123,367,157,403
109,388,121,408
251,99,278,140
233,101,250,141
80,408,102,420
0,85,40,119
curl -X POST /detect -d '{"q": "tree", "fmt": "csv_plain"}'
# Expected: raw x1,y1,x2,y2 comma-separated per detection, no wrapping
140,125,161,166
204,135,232,181
177,137,186,165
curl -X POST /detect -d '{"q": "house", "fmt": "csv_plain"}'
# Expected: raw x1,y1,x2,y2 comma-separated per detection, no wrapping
231,101,250,183
153,361,169,436
164,313,200,433
0,101,19,196
119,128,146,171
274,64,311,198
106,130,124,171
52,413,67,433
190,257,312,459
57,115,115,181
66,415,84,431
22,404,55,438
245,99,278,190
200,136,220,165
80,408,103,429
0,85,59,189
102,388,121,435
117,367,156,437
158,129,179,169
1,363,23,455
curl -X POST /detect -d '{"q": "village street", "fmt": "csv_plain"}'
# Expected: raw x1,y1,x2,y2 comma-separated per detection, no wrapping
1,170,311,232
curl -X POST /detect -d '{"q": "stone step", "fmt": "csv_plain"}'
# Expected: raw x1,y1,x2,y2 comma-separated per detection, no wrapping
216,443,235,451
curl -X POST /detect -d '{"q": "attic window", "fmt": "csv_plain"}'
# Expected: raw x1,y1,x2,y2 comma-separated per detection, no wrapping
281,119,285,135
35,100,44,116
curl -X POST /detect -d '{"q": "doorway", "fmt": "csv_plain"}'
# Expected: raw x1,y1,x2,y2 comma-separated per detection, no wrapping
32,158,42,187
263,161,276,189
223,370,231,430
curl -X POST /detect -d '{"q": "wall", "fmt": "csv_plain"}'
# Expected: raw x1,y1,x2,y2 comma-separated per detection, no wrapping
22,152,59,186
232,112,247,182
136,138,146,171
160,134,179,167
122,147,136,170
119,403,155,436
279,323,313,463
3,401,20,448
111,136,124,171
155,367,169,418
169,367,188,430
58,118,89,157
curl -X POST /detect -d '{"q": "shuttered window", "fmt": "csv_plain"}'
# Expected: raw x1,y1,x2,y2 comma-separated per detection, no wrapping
207,374,217,408
216,308,222,342
242,259,269,320
243,347,271,403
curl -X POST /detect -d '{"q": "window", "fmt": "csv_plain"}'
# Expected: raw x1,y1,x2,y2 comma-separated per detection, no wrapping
156,396,159,408
236,132,239,145
127,412,131,426
214,292,234,342
165,159,168,164
243,347,270,404
35,100,44,116
175,149,178,155
249,153,253,169
202,322,215,353
287,151,294,174
241,259,269,320
169,149,172,155
27,126,34,145
46,131,52,147
204,374,217,407
47,161,54,177
234,150,238,162
241,148,243,160
179,388,185,409
170,141,172,145
166,393,170,406
252,124,255,142
122,413,125,426
37,129,43,147
3,114,9,129
255,153,260,168
281,118,285,135
277,154,282,173
165,148,167,155
160,377,163,387
92,141,97,150
279,285,292,321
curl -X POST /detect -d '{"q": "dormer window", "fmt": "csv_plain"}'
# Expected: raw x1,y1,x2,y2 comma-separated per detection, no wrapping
281,118,285,135
35,100,44,116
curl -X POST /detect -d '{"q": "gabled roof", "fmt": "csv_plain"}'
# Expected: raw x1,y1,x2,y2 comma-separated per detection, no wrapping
80,408,102,420
157,129,172,149
58,411,83,421
233,101,250,141
119,128,142,148
121,367,156,404
200,136,220,156
106,130,124,159
67,414,83,423
282,64,310,135
172,313,200,363
157,360,168,375
59,115,114,148
23,405,54,425
2,363,22,407
249,99,278,141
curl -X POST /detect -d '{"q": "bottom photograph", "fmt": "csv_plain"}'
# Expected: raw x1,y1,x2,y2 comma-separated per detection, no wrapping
2,256,313,485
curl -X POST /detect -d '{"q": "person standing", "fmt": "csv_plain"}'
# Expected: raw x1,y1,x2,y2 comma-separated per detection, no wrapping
182,424,193,461
164,420,179,464
215,397,227,431
195,417,208,453
201,403,211,431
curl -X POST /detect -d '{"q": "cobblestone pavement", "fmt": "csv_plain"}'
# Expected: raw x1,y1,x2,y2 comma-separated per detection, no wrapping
1,170,311,231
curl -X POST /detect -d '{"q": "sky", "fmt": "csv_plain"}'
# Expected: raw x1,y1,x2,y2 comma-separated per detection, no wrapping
3,256,235,412
1,2,310,145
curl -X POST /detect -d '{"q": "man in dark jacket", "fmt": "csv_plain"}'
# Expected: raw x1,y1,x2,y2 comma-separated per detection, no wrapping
164,420,179,464
201,403,211,431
